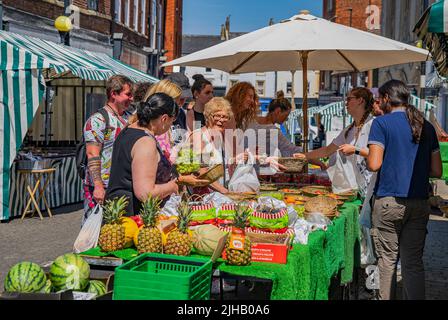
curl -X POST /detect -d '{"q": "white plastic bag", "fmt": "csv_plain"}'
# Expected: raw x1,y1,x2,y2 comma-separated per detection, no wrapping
327,152,358,194
228,152,260,192
73,204,103,253
160,194,182,217
360,225,377,266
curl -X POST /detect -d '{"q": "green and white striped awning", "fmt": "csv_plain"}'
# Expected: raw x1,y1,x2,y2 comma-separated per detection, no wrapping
0,30,158,220
0,30,158,82
414,0,448,76
428,0,448,33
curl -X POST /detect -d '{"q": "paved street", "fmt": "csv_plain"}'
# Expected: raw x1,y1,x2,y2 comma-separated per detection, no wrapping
1,204,447,300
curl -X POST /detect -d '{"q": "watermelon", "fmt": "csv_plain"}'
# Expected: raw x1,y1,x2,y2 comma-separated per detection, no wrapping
4,262,47,293
49,254,90,291
192,224,225,256
39,279,52,294
86,280,107,296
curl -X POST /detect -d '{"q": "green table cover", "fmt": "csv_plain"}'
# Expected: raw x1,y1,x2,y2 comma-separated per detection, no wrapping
440,142,448,163
79,201,361,300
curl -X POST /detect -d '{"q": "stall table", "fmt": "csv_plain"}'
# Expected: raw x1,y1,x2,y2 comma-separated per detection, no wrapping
80,200,361,300
7,155,83,220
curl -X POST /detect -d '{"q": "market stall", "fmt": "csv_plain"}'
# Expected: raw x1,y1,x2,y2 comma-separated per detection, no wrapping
0,30,158,221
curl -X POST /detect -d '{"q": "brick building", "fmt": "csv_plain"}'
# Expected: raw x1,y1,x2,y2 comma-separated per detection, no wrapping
163,0,182,74
0,0,168,77
321,0,382,96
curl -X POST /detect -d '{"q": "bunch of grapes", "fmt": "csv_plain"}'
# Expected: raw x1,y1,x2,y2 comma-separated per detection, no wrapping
175,149,201,174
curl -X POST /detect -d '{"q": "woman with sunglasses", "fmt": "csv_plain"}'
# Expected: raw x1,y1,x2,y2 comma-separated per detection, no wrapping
107,93,209,214
296,87,376,197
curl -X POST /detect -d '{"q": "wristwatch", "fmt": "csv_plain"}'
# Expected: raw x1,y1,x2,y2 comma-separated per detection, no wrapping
354,147,361,155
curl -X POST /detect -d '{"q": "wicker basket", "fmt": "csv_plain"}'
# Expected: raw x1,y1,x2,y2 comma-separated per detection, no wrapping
260,184,278,192
304,195,338,216
247,232,290,244
331,189,358,202
226,192,258,202
277,157,307,173
300,185,331,197
197,164,224,183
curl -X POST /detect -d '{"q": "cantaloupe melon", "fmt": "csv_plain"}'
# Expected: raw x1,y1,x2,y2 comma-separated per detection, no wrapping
192,224,224,256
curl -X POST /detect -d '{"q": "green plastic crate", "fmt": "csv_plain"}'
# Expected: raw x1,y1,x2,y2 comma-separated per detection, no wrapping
440,142,448,163
113,253,213,300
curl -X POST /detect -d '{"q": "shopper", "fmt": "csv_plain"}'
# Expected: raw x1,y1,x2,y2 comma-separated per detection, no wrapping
247,91,326,170
186,74,214,131
143,79,183,161
107,93,208,214
367,79,442,300
82,75,134,223
297,87,376,198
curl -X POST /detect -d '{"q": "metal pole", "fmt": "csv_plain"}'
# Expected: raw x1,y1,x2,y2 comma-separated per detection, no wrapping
301,51,309,153
0,0,3,30
291,70,296,110
63,0,71,46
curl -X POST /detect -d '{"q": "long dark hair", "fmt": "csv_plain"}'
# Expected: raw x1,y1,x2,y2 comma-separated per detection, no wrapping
191,74,212,98
136,92,179,127
268,90,291,113
344,87,374,139
379,80,424,144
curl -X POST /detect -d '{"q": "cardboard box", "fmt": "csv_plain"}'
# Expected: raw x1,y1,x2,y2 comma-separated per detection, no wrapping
250,241,290,264
222,234,291,264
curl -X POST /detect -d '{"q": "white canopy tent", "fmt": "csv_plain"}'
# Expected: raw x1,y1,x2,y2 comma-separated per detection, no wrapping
164,11,430,151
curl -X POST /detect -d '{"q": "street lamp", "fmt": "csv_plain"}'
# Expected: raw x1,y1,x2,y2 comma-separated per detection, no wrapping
54,15,72,46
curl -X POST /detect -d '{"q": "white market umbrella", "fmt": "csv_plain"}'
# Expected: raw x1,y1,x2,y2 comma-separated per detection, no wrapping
165,11,429,151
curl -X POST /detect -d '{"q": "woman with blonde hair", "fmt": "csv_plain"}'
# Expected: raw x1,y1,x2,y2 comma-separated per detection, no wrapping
180,97,234,194
141,79,183,160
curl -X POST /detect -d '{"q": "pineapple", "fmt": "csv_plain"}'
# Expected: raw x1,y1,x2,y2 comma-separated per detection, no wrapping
137,195,163,254
98,196,129,252
226,204,252,266
164,197,193,256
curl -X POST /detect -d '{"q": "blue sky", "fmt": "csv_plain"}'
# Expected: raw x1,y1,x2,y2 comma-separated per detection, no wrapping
183,0,323,35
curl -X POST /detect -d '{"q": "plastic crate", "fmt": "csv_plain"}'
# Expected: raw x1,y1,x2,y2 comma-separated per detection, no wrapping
113,253,212,300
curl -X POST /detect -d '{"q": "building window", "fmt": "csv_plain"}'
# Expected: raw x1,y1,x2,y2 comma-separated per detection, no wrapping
256,80,265,96
124,0,130,26
87,0,99,11
114,0,121,22
205,67,212,72
151,0,157,48
327,0,333,11
134,0,139,31
141,0,147,34
286,82,292,94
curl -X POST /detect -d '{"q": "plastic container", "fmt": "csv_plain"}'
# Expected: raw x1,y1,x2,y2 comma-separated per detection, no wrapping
113,253,212,300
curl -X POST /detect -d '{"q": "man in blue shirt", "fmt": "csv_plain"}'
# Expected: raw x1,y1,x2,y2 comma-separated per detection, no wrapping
367,80,442,300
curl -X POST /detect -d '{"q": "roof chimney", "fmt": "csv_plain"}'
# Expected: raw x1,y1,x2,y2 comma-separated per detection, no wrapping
299,10,310,15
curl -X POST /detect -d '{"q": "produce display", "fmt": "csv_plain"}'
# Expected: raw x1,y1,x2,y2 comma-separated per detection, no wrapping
98,196,129,252
49,253,90,291
192,224,225,256
136,196,163,254
225,204,252,266
175,148,201,175
3,254,110,298
120,217,139,248
86,280,107,296
164,198,193,256
4,262,47,293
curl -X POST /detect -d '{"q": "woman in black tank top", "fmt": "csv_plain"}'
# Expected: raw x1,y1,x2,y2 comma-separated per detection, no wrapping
107,93,209,215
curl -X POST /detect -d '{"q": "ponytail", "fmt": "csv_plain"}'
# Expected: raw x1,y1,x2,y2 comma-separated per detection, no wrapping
405,104,424,143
